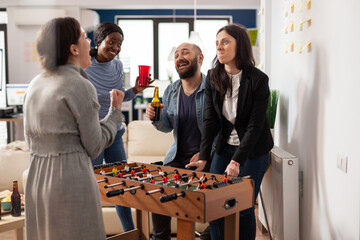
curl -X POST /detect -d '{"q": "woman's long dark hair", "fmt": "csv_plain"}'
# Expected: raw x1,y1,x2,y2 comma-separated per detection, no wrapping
89,22,124,57
211,23,255,99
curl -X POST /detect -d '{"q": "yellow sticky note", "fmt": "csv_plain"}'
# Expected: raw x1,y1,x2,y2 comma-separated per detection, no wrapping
258,7,264,15
301,0,311,11
289,21,294,32
290,3,295,13
302,41,311,52
299,18,312,31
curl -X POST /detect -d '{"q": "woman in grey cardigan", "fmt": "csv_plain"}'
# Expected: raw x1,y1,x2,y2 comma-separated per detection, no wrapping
23,17,125,240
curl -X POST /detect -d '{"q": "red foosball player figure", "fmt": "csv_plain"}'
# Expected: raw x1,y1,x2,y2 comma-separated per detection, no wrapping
174,172,180,181
186,185,191,190
162,176,168,184
149,177,155,184
223,173,228,182
196,182,206,190
117,172,123,178
130,169,136,176
112,167,118,177
142,167,148,174
100,168,105,175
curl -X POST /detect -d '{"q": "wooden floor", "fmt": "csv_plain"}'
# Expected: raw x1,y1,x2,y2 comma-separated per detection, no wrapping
254,204,270,240
170,203,270,240
0,205,270,240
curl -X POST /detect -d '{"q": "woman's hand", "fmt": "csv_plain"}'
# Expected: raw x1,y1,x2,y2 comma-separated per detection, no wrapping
133,76,155,94
185,160,207,171
224,160,240,177
110,89,125,109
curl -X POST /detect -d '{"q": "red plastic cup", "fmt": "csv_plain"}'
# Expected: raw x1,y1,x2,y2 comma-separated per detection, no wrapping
138,65,151,87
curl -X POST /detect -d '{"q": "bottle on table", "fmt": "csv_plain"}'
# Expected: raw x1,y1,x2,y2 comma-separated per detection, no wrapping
151,87,163,121
11,180,21,217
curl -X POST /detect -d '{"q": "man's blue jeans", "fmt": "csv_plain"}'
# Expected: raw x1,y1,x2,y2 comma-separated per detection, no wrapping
209,143,269,240
91,128,135,232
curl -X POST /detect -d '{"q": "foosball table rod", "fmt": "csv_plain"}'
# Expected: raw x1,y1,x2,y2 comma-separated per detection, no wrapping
106,184,145,197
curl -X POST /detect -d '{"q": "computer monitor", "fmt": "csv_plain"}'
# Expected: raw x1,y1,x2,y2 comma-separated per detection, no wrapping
6,84,29,113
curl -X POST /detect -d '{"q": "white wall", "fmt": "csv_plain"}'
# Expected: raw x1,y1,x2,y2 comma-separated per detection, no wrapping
6,7,80,84
0,0,260,9
268,0,360,239
3,0,359,239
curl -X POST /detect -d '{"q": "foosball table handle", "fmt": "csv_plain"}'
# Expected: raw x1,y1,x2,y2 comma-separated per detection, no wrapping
213,181,228,188
106,189,124,198
186,166,197,170
160,191,185,203
227,177,243,184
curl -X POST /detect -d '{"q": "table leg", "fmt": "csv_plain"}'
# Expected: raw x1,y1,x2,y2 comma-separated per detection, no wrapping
224,212,239,240
177,219,195,240
136,209,150,240
14,227,23,240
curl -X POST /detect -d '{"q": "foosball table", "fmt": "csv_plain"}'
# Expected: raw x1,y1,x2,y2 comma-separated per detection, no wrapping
94,162,254,240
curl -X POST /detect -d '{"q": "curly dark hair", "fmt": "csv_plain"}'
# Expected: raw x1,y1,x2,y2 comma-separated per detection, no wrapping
36,17,81,72
89,22,124,57
211,23,255,99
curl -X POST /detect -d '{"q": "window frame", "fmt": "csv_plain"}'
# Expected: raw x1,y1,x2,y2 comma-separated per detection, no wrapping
116,16,230,79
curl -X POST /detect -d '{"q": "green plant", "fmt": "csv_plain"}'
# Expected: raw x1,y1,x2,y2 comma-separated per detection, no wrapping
266,89,279,129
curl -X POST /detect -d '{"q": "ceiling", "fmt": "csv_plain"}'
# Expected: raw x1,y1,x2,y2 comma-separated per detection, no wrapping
0,0,260,9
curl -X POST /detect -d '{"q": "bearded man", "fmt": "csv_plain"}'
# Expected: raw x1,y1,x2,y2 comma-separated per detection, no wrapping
145,42,209,240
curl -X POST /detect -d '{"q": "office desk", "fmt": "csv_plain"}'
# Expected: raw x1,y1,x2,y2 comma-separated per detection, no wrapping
0,115,24,143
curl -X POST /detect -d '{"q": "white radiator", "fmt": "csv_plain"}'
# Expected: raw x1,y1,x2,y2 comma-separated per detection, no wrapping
258,146,300,240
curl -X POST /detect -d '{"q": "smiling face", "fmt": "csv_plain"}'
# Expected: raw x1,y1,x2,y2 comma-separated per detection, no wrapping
96,32,123,62
216,30,237,66
174,43,201,79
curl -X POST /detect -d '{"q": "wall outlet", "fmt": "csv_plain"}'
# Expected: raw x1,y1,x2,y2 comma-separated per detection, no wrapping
337,154,348,173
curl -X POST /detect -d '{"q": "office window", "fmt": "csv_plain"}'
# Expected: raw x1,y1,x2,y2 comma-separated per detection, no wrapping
117,20,154,87
116,17,230,97
158,22,189,81
195,19,229,72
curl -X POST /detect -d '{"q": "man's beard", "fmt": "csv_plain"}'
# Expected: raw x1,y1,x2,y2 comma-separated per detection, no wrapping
178,60,198,79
